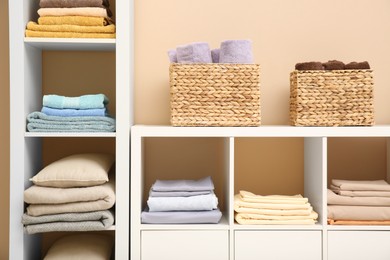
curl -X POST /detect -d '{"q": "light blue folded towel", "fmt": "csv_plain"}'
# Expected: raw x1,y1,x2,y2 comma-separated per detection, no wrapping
43,94,109,110
27,111,115,132
219,39,253,64
41,107,107,117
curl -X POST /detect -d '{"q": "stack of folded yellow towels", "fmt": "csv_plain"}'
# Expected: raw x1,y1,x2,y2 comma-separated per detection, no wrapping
25,0,115,38
234,190,318,225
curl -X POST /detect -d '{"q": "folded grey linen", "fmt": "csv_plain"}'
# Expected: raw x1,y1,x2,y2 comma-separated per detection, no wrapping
328,205,390,221
167,49,177,63
211,48,220,63
176,42,212,63
141,208,222,224
22,210,114,234
147,193,218,212
149,190,211,197
27,111,116,132
219,40,253,64
328,189,390,206
152,176,214,192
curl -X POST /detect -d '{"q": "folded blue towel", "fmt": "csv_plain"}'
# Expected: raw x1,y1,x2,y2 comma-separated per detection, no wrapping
211,48,220,63
27,112,115,132
176,42,212,63
43,94,109,110
219,39,253,64
41,107,107,117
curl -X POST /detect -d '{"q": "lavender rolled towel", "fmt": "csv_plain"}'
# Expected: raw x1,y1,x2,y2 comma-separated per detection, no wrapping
167,49,177,63
345,61,370,70
211,49,220,63
219,40,253,64
176,42,212,63
295,62,324,70
322,60,345,70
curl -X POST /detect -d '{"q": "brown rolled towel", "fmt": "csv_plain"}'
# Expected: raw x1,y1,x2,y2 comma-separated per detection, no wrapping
322,60,345,70
295,62,324,70
345,61,370,70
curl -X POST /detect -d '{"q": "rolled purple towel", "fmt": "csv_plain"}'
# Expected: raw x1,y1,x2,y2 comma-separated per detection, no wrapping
345,61,370,70
176,42,212,63
211,49,220,63
322,60,345,70
219,40,253,64
295,62,324,70
167,49,177,63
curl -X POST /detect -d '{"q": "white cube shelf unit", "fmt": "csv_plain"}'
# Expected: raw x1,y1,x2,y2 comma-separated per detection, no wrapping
9,0,133,259
131,125,390,260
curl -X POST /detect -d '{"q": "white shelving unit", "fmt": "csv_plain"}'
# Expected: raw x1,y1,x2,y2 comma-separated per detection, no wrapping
131,125,390,260
9,0,133,259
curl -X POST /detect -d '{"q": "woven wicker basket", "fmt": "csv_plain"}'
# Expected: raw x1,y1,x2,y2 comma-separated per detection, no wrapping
170,64,261,126
290,69,374,126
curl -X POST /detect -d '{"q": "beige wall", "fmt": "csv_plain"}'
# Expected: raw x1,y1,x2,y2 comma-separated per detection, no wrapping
0,0,9,258
2,0,390,258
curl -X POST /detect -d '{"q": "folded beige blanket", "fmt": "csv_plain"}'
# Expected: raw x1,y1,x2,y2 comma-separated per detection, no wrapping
38,7,109,18
331,179,390,192
239,190,308,204
236,211,318,221
328,219,390,225
328,205,390,221
328,189,390,206
25,30,116,38
27,22,115,33
235,213,316,225
25,179,115,216
234,194,311,210
38,16,113,26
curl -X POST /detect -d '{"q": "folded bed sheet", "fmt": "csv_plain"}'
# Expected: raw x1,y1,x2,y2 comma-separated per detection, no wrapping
328,189,390,206
235,213,316,225
239,190,309,204
141,208,222,224
331,179,390,192
147,194,218,212
328,219,390,225
328,205,390,221
152,176,214,192
234,194,311,211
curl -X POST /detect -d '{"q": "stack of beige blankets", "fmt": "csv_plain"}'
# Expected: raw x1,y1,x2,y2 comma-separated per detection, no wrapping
234,191,318,225
25,0,115,38
328,179,390,225
22,153,116,234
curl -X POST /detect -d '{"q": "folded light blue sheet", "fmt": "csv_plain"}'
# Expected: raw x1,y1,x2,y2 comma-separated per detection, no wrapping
43,94,108,109
152,176,214,192
41,106,107,117
27,111,115,132
141,208,222,224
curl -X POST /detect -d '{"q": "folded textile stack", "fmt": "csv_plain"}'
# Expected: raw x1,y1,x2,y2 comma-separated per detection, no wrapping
22,153,116,234
27,94,116,132
234,190,318,225
328,179,390,225
141,176,222,224
25,0,115,38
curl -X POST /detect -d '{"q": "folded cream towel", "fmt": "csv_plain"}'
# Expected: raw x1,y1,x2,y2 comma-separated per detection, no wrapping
327,189,390,206
240,190,308,204
235,213,316,225
25,30,116,38
27,22,116,33
234,194,311,210
331,179,390,191
236,211,318,221
38,16,113,26
38,7,109,18
234,204,313,216
25,179,115,216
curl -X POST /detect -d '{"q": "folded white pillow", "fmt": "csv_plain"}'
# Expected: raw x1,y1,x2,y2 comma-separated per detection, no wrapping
30,153,114,188
44,234,114,260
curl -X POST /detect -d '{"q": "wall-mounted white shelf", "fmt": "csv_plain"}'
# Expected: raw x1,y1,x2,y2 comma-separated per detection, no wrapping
24,38,116,51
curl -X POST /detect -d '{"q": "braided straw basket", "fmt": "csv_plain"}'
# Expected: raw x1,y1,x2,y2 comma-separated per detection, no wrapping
170,64,261,126
290,70,374,126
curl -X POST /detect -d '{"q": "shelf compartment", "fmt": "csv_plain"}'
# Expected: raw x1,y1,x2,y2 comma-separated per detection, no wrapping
25,38,116,51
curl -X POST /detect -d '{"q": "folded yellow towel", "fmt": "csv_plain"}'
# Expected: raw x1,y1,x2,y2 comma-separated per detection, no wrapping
25,30,116,39
27,22,115,33
38,16,113,26
234,194,311,210
240,190,309,204
234,204,313,216
38,7,109,18
236,211,318,221
235,213,316,225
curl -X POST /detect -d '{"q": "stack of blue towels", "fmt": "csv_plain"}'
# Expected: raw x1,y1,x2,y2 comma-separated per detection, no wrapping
141,176,223,224
27,94,116,132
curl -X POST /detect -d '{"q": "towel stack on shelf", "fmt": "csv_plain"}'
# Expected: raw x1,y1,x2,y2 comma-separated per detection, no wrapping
234,190,318,225
27,94,116,132
22,153,116,234
328,179,390,225
25,0,116,38
141,176,223,224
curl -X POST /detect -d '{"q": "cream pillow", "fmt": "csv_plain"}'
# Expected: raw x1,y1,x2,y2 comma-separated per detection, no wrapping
44,234,114,260
30,153,114,188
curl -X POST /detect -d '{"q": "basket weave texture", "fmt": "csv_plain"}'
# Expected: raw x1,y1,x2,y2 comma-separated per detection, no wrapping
170,64,261,126
290,69,374,126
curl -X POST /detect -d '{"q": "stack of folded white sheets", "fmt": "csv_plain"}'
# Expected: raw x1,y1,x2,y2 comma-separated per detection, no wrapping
328,179,390,225
141,176,222,224
234,190,318,225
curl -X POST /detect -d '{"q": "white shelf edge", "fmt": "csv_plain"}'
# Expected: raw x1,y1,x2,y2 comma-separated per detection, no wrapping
24,37,116,51
132,125,390,137
25,132,116,137
327,225,390,231
140,216,229,230
233,223,323,230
